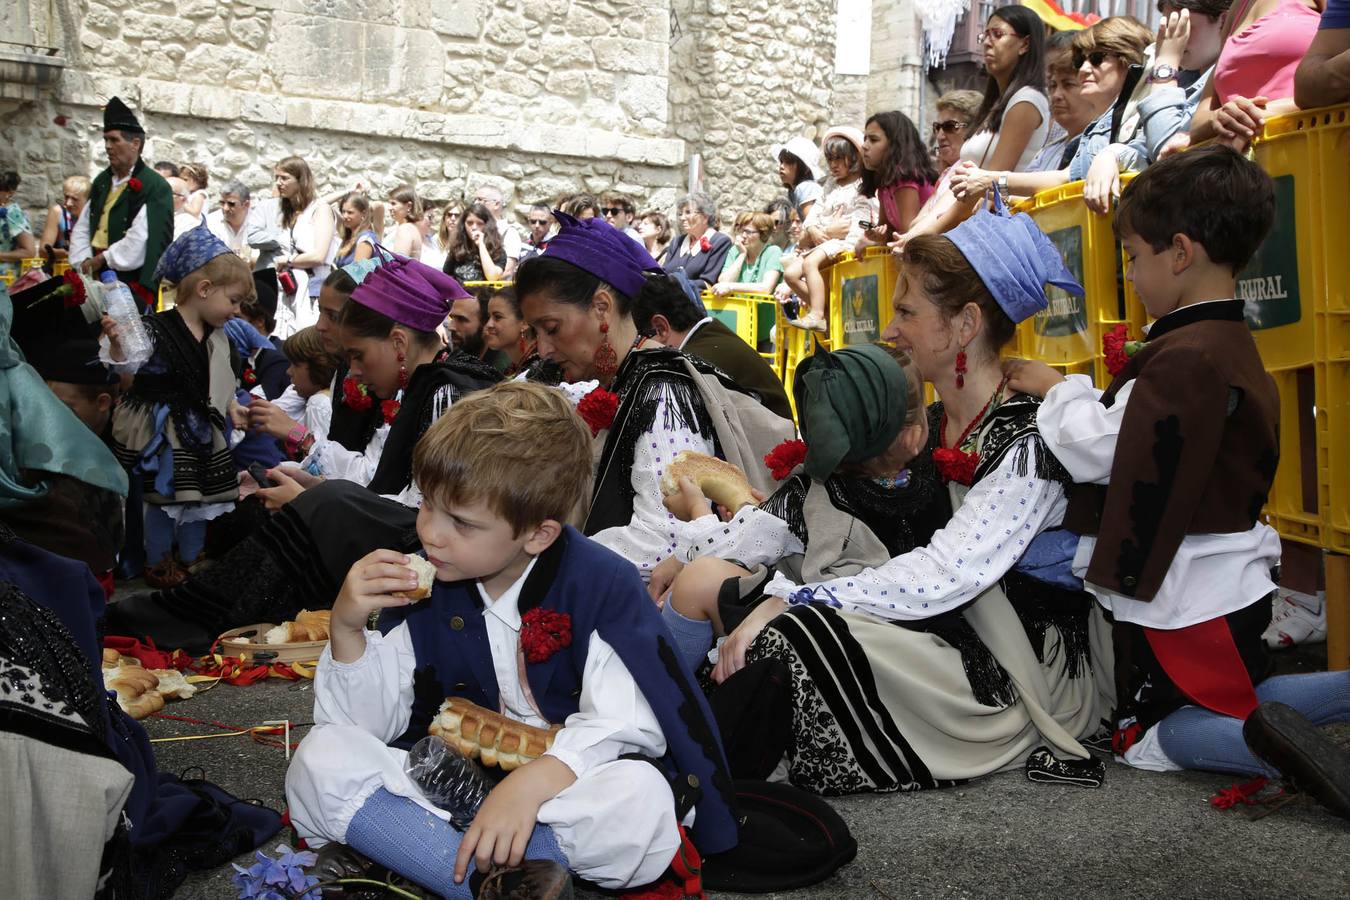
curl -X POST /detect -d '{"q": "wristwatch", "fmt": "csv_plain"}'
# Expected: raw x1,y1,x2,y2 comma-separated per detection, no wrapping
1149,64,1179,84
996,173,1010,201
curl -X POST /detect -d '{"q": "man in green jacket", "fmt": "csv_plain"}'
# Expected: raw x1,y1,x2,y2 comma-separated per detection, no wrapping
69,96,173,309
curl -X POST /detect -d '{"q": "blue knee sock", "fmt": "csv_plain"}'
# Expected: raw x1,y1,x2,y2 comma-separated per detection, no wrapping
344,788,567,898
175,519,207,562
143,503,175,566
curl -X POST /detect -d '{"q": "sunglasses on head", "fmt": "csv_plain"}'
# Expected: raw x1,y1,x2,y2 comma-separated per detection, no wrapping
1073,50,1111,69
931,119,968,135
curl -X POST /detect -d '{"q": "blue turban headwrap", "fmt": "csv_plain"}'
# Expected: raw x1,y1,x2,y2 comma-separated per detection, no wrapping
945,193,1083,324
153,225,232,285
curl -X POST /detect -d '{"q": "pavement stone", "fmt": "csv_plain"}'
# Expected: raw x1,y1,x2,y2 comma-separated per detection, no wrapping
146,651,1350,900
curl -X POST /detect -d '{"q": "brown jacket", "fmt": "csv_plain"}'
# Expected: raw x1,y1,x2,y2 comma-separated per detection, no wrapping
1064,300,1279,601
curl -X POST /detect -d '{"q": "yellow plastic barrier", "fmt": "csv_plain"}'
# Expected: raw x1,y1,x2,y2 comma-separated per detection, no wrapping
461,280,513,290
52,262,70,276
20,258,44,273
1240,105,1350,552
1013,180,1146,385
825,246,894,350
701,290,777,364
0,271,14,287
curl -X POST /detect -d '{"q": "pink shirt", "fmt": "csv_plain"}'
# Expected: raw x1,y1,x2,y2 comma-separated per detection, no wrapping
1213,0,1322,103
878,179,937,235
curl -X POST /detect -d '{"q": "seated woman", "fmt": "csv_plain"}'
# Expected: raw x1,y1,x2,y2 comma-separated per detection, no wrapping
666,204,1114,794
480,285,539,378
712,211,784,296
660,193,734,289
106,253,502,651
950,17,1154,205
514,212,794,582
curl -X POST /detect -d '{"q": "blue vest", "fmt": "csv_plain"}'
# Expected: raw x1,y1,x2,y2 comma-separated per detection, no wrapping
379,525,738,855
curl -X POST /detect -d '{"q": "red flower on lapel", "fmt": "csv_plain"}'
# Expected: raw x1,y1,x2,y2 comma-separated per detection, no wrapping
764,438,806,481
342,376,373,411
127,177,143,193
1102,323,1143,377
380,398,400,425
241,365,258,386
933,446,980,486
699,235,712,253
520,608,572,664
576,386,619,436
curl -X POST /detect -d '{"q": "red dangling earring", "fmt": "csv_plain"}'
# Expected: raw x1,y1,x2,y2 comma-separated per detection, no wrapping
593,319,618,379
954,348,968,390
397,351,409,390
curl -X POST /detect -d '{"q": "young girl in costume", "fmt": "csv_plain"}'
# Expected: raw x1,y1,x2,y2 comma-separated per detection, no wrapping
1006,146,1350,819
285,381,738,896
103,225,252,588
514,213,793,583
778,127,874,332
854,111,939,250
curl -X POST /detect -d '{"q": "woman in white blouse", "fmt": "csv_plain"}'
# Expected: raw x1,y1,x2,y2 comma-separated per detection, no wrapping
959,5,1052,173
273,156,338,338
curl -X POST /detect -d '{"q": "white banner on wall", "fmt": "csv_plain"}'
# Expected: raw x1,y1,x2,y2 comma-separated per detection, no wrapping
833,0,873,76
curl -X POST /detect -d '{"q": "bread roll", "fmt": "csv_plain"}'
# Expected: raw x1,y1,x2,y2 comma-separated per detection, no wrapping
428,697,561,771
104,664,164,720
264,609,332,644
660,450,757,511
394,555,436,601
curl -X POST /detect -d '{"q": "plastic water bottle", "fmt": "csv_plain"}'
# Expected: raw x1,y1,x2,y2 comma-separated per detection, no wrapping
100,271,151,360
404,735,492,829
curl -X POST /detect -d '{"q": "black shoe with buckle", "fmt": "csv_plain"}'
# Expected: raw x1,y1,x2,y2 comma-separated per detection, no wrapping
474,860,573,900
309,843,394,899
1243,700,1350,821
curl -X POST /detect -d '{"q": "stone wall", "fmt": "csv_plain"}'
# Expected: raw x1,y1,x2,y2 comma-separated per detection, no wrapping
3,0,927,228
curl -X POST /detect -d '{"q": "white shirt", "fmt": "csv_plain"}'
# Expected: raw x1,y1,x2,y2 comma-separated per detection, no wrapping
272,385,333,444
764,437,1067,620
313,558,668,784
68,170,148,271
1037,374,1281,629
676,317,712,350
959,86,1051,171
679,505,803,567
496,217,523,261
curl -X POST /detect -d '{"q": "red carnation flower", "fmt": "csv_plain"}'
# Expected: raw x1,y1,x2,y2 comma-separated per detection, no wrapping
380,398,400,425
127,177,143,193
1102,323,1143,378
933,446,979,486
764,438,807,481
342,376,373,411
241,365,258,386
577,387,620,436
699,235,712,253
61,269,86,307
520,608,572,664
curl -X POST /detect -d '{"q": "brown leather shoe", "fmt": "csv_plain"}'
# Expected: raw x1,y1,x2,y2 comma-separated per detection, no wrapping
143,559,187,589
1243,700,1350,821
309,843,398,899
475,860,573,900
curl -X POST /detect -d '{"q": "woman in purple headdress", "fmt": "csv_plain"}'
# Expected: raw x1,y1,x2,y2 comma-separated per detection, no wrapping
106,251,503,652
513,212,794,583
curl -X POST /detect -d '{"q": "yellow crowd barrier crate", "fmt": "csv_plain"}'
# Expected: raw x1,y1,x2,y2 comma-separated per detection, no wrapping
1014,181,1145,385
20,258,44,273
1240,105,1350,550
825,246,894,350
702,290,777,365
461,280,513,291
52,262,71,276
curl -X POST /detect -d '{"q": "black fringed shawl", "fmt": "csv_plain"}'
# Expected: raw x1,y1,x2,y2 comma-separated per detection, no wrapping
365,349,504,496
584,347,744,535
326,360,386,452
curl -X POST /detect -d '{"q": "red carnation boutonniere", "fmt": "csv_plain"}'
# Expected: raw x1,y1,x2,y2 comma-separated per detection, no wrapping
933,446,980,486
342,375,373,412
699,235,712,253
241,365,258,387
520,608,572,664
60,269,86,307
127,177,143,193
380,398,400,425
1102,323,1144,377
576,386,619,436
764,438,807,481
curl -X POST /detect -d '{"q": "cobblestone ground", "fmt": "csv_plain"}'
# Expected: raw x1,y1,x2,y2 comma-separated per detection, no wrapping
145,644,1349,899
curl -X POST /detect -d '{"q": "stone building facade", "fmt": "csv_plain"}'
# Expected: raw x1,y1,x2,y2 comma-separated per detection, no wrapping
4,0,928,228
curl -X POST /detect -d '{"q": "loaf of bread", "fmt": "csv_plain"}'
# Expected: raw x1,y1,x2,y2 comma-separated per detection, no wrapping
148,668,197,700
429,697,561,771
660,450,757,511
103,664,164,720
264,608,331,644
393,554,436,601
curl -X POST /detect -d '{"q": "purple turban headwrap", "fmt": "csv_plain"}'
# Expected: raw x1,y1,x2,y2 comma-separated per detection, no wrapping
945,193,1083,325
349,248,471,333
542,211,663,300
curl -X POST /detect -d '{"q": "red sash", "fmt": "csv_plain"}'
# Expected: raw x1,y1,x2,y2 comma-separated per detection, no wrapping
1143,617,1260,721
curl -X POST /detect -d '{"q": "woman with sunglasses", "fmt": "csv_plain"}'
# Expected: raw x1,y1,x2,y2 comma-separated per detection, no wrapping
950,17,1153,205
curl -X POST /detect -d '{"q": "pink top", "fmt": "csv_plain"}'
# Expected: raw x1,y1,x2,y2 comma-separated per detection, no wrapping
1213,0,1322,103
878,179,937,235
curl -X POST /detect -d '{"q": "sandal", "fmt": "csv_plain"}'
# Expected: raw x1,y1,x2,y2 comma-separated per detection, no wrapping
143,559,187,590
788,312,829,332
